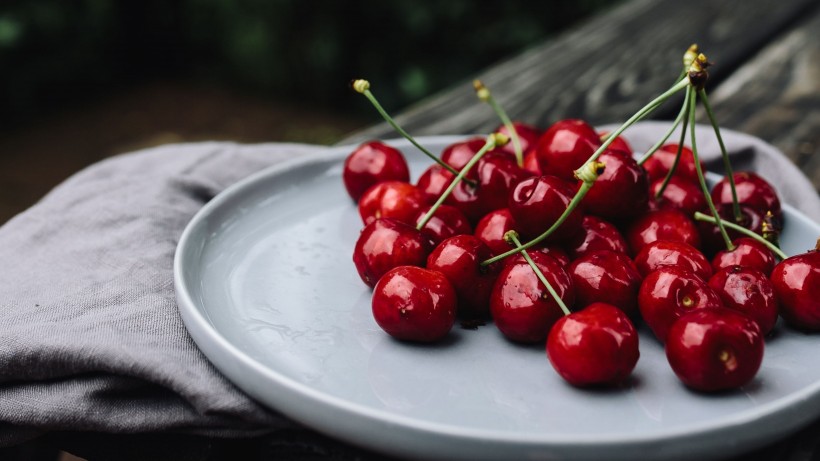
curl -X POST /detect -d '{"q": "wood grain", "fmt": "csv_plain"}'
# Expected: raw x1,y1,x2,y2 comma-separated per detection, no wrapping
339,0,818,144
704,8,820,192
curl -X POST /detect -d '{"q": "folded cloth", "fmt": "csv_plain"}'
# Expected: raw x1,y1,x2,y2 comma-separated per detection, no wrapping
0,125,818,447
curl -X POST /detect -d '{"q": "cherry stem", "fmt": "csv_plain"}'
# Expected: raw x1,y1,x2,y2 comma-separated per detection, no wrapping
687,90,735,251
654,87,692,198
474,80,523,167
480,161,603,266
638,85,691,166
699,88,742,223
416,133,505,230
694,212,788,259
580,77,690,169
506,231,571,316
352,79,473,184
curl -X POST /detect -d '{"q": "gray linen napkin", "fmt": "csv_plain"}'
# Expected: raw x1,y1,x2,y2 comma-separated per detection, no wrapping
0,126,818,447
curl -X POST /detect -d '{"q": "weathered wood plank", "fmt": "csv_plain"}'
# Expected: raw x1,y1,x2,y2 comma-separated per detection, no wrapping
339,0,818,144
704,8,820,192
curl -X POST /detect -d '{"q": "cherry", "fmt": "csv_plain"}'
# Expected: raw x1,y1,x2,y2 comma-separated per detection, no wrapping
414,204,471,246
343,141,410,201
490,253,575,343
372,266,457,342
358,181,429,226
503,244,571,268
598,131,633,155
634,240,712,281
697,203,768,256
712,237,777,276
508,175,584,242
638,266,723,342
582,149,649,221
495,122,541,157
626,209,701,255
547,302,639,386
770,244,820,331
352,218,432,288
711,172,781,218
649,176,707,217
441,137,488,180
522,148,542,175
708,266,779,335
568,250,642,317
426,235,500,319
416,164,454,202
665,308,764,392
474,209,517,256
535,119,601,181
567,215,629,259
642,143,703,183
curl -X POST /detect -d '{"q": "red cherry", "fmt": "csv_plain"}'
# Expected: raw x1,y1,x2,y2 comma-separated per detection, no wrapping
508,175,583,242
697,203,770,256
352,218,432,288
414,204,471,246
642,143,703,183
426,235,500,319
416,164,454,202
638,266,723,342
626,209,701,255
598,131,633,155
372,266,457,342
471,152,533,220
711,172,781,217
495,122,542,156
358,181,429,226
474,209,517,256
343,141,410,201
503,245,571,268
567,216,629,260
665,308,764,392
583,149,649,220
649,176,707,217
708,266,779,335
634,240,712,281
522,148,542,175
490,253,575,343
440,137,487,180
547,302,639,386
535,119,601,181
568,250,642,317
711,237,777,276
770,246,820,330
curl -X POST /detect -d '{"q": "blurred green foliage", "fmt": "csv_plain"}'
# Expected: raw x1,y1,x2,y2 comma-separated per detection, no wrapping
0,0,622,124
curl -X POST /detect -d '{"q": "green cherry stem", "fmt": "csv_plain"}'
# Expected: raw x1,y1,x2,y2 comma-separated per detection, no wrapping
638,85,691,166
506,231,571,316
474,80,523,167
351,79,470,183
480,160,605,266
687,89,734,251
699,88,742,223
694,212,788,259
654,87,692,198
416,133,507,230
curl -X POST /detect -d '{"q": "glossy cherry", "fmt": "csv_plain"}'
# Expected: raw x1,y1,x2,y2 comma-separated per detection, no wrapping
567,215,629,260
471,152,532,220
547,302,639,386
343,141,410,201
708,266,779,335
522,148,542,175
352,218,433,288
503,244,571,268
598,131,633,155
495,122,542,157
535,119,601,181
626,208,701,255
638,266,723,342
414,204,471,246
508,175,583,242
372,266,457,342
711,237,777,276
665,308,764,392
582,149,649,221
416,164,454,202
770,244,820,331
358,181,429,226
474,209,517,256
440,137,488,180
568,250,642,317
490,253,575,343
642,143,703,183
426,235,500,319
649,176,707,217
697,203,769,256
711,172,781,218
634,240,712,281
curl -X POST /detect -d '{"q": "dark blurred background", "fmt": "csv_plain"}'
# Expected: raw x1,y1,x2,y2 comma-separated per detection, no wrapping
0,0,622,225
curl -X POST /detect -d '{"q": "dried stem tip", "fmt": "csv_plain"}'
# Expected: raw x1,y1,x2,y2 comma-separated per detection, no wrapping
683,44,699,68
575,161,606,183
502,230,520,245
352,79,370,94
687,53,712,90
473,79,490,102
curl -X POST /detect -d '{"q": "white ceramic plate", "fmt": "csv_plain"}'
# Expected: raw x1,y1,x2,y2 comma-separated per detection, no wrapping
174,128,820,461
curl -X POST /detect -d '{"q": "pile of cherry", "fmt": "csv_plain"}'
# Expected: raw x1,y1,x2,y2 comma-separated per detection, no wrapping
344,118,820,392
